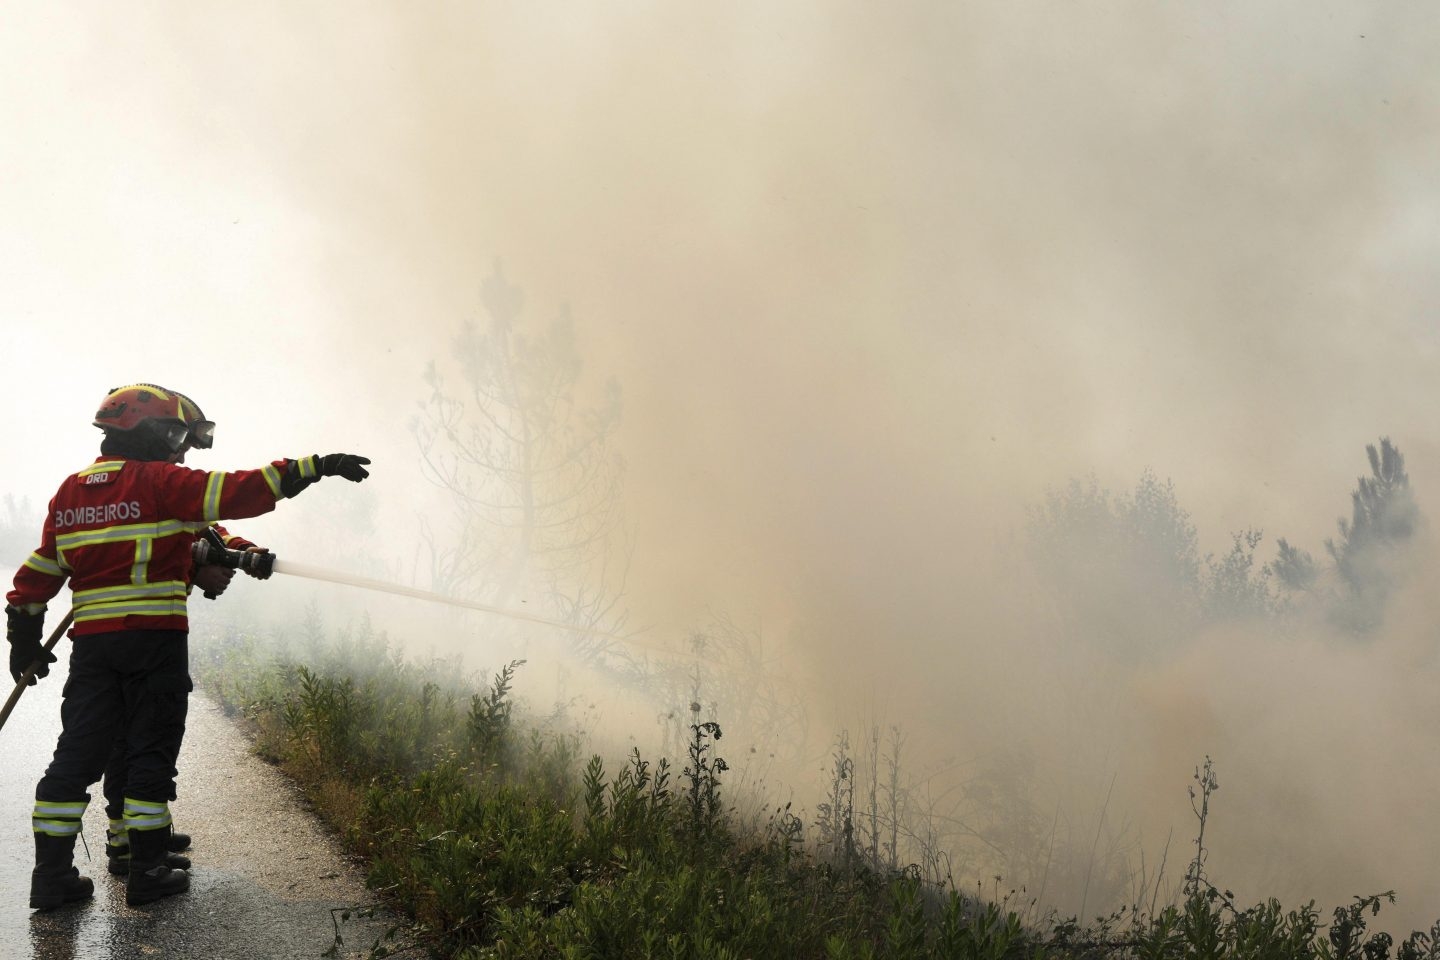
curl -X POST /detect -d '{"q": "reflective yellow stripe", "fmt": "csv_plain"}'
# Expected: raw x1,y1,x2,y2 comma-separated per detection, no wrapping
23,552,64,577
53,511,207,622
262,464,282,499
55,519,205,552
298,456,318,479
112,384,173,401
123,798,167,815
125,816,171,832
72,599,188,622
77,461,126,477
123,797,172,832
33,798,87,837
72,581,187,606
203,472,224,522
132,536,152,585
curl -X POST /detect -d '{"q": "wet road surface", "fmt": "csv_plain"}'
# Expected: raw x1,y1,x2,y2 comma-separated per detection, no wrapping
0,652,401,959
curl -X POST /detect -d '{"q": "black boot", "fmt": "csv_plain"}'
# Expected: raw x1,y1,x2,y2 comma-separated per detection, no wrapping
167,830,192,853
125,826,189,907
106,828,192,876
30,833,94,911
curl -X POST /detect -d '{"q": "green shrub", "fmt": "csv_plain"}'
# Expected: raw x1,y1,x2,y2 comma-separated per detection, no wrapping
194,625,1440,960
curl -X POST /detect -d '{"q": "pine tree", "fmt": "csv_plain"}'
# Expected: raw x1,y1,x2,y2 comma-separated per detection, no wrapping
1323,437,1419,632
412,259,630,660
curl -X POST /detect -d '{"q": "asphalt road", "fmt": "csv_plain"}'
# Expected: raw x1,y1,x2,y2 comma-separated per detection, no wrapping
0,649,401,960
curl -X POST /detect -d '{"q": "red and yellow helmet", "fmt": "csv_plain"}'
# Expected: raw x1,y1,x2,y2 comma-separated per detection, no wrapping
93,384,190,452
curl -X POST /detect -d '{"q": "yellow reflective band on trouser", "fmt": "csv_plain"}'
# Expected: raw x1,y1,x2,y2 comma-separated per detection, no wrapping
33,799,88,837
122,797,172,832
108,818,128,848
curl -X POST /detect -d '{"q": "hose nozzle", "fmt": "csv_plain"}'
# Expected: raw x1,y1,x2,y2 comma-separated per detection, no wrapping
191,527,275,579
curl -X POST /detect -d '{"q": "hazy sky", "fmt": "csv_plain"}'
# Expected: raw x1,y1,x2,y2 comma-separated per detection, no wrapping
4,0,1440,929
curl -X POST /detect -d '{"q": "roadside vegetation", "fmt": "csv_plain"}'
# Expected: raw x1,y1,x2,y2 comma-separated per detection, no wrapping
194,622,1440,960
191,268,1438,957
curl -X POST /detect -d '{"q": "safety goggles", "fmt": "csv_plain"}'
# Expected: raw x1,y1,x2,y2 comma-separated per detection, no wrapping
156,421,191,454
186,419,216,450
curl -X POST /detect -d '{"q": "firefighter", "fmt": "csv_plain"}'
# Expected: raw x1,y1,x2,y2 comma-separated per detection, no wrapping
6,384,370,909
99,388,270,878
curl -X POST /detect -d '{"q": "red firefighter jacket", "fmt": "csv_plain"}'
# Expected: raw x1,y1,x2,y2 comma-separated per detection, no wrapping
8,456,294,636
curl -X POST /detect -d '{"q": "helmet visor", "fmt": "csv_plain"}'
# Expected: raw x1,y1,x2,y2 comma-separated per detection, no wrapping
187,419,216,450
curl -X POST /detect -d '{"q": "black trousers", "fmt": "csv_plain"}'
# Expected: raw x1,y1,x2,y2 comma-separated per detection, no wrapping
36,630,191,805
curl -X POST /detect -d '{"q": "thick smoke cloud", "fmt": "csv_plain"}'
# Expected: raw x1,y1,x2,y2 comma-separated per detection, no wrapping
4,0,1440,931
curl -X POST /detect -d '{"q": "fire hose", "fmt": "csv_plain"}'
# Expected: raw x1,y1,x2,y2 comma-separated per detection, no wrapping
0,530,621,733
188,529,615,637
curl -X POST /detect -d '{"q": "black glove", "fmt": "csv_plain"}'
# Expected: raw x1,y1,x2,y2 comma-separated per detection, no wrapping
279,454,370,498
6,606,55,686
241,547,274,580
192,563,236,599
318,453,371,482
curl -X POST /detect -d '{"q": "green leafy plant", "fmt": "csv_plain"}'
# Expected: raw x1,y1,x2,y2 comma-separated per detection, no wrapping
195,623,1440,960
